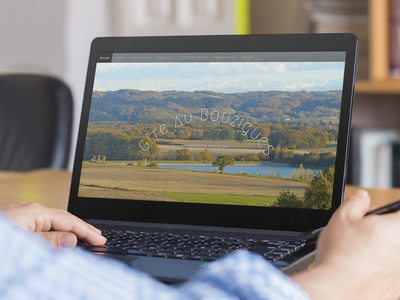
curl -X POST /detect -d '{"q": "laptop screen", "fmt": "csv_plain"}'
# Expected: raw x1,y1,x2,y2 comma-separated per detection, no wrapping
78,50,346,211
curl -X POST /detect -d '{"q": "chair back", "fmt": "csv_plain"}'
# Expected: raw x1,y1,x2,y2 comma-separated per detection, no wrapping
0,74,73,171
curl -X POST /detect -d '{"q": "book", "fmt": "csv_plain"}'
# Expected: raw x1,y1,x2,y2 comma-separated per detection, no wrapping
392,143,400,187
357,129,400,188
375,143,393,188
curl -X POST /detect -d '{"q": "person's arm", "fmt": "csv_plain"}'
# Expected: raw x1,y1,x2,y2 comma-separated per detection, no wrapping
0,202,106,248
291,189,400,300
0,209,309,300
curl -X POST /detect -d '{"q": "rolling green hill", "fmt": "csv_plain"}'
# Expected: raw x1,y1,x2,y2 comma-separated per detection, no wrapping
89,89,342,124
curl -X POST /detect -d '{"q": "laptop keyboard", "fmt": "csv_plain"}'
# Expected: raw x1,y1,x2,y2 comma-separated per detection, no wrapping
80,229,306,262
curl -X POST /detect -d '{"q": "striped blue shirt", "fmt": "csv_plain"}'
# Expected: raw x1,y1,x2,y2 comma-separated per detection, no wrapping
0,212,310,300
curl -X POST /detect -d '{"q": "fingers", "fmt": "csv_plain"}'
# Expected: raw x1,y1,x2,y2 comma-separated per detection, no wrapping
31,207,106,246
46,210,107,246
2,202,107,247
38,232,77,249
51,209,102,235
340,189,371,221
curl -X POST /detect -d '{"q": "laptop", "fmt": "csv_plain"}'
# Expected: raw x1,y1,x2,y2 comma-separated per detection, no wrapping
68,34,358,283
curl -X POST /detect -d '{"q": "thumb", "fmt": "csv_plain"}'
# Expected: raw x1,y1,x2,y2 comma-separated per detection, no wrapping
37,232,78,249
341,189,371,221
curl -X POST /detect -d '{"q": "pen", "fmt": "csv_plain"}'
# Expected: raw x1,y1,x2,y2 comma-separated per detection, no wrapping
297,198,400,245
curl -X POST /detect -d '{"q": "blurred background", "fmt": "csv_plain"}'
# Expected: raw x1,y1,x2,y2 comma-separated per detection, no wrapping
2,0,400,189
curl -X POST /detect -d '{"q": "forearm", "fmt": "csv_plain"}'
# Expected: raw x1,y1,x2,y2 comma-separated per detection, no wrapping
0,212,175,299
0,211,310,300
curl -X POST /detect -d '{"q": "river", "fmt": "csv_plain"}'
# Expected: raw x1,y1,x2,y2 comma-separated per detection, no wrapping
160,164,324,179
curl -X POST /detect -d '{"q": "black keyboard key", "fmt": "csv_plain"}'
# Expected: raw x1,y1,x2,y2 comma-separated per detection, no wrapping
250,246,276,256
197,246,215,251
270,251,288,259
206,238,223,244
266,242,284,247
218,241,236,246
212,252,227,258
179,245,198,250
265,255,282,262
170,253,190,259
164,242,185,246
280,247,295,254
197,250,216,256
106,244,124,249
235,245,251,250
252,242,272,247
164,246,181,252
178,250,198,255
215,249,232,254
187,255,208,261
127,245,143,250
152,252,173,258
197,236,209,239
235,241,252,246
290,241,306,247
145,242,166,247
143,246,163,252
160,248,181,254
199,242,217,247
217,245,235,250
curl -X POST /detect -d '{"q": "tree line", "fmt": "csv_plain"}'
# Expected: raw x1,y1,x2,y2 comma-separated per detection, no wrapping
273,166,335,210
84,130,335,168
86,121,338,150
90,89,341,124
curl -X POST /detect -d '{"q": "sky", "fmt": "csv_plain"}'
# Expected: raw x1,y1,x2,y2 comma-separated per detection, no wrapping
92,61,346,93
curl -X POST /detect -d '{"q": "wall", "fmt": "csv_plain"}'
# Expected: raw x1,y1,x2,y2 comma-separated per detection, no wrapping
250,0,310,34
0,1,66,77
0,0,110,169
0,0,235,170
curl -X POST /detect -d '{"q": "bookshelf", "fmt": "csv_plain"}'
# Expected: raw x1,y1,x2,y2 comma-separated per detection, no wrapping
355,80,400,94
358,0,400,94
248,0,400,187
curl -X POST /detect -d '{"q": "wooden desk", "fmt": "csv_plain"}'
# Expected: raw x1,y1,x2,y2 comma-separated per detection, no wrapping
0,169,72,209
0,169,400,210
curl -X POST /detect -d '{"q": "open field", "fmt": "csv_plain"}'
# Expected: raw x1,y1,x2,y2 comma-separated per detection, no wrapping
79,163,308,206
290,147,336,155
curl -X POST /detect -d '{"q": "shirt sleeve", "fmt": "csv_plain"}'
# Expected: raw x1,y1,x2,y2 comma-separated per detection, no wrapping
0,212,310,300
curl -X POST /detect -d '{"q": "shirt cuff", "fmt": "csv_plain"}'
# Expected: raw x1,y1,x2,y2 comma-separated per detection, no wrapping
181,250,310,300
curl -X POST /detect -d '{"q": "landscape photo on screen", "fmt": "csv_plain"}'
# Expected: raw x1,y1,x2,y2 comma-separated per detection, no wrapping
78,53,345,210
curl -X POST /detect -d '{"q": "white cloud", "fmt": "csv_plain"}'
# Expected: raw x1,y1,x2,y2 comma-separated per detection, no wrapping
300,78,329,88
283,82,297,90
215,81,230,89
273,63,287,73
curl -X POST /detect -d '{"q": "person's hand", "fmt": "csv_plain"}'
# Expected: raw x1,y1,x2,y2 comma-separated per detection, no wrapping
1,202,106,249
291,189,400,300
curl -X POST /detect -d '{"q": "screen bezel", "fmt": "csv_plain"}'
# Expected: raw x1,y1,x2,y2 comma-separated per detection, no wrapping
68,34,358,232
